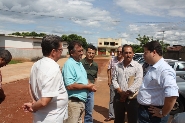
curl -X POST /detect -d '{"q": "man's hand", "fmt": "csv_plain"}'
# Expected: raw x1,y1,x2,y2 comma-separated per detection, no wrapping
87,83,97,92
22,102,34,112
108,78,111,86
148,106,163,118
126,90,133,96
118,91,128,102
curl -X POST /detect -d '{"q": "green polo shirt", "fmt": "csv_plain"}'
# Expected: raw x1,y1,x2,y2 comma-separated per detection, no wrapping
81,58,98,83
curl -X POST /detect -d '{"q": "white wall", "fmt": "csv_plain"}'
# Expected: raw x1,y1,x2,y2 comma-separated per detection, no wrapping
0,36,37,48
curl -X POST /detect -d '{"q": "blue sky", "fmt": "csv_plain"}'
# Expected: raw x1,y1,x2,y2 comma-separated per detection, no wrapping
0,0,185,46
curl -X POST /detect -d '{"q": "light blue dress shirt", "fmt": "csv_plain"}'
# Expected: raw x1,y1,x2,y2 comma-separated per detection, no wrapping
62,57,88,102
137,58,179,106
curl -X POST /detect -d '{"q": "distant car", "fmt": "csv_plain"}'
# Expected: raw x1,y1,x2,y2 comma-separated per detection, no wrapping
170,76,185,115
164,59,178,62
167,61,185,77
137,57,145,65
133,53,143,60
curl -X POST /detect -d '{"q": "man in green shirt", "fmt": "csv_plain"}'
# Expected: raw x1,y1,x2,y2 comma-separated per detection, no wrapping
81,44,98,123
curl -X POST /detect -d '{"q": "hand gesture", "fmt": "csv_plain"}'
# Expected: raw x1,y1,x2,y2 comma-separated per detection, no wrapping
87,83,97,92
119,91,128,102
22,102,34,112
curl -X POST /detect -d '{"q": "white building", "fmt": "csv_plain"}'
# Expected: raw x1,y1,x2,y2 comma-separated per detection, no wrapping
0,34,68,60
97,38,122,56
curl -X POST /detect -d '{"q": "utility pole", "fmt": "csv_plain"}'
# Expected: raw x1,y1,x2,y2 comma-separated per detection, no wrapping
158,30,165,41
162,31,165,41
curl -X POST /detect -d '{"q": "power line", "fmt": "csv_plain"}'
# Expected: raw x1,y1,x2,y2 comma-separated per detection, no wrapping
1,8,184,24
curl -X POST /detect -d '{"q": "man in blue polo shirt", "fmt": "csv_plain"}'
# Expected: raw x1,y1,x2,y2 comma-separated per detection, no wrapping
62,41,96,123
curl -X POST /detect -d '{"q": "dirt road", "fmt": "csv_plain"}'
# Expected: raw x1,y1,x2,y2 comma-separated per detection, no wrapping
0,57,112,123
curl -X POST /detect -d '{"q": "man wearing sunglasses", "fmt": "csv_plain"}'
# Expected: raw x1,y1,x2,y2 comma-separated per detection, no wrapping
104,46,124,122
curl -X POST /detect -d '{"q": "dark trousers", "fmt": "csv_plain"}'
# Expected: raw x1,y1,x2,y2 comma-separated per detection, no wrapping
113,93,139,123
138,105,169,123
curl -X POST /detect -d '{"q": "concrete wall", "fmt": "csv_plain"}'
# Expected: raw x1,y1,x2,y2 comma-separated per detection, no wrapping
6,47,43,60
0,35,68,60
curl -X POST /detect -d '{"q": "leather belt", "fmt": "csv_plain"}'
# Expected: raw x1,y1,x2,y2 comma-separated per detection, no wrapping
139,104,163,110
69,97,84,102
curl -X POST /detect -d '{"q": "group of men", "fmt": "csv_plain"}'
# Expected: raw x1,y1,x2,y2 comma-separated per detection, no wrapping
23,35,98,123
0,34,181,123
105,42,179,123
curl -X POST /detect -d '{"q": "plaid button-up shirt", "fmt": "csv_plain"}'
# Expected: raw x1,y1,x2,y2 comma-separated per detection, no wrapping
112,60,143,93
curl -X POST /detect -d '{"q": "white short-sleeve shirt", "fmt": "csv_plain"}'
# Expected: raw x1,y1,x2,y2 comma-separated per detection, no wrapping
30,57,68,123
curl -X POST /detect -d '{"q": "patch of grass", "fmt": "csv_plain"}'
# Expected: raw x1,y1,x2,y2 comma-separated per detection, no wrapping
9,60,23,64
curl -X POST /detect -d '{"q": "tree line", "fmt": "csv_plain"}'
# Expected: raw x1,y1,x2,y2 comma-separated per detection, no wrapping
9,32,169,54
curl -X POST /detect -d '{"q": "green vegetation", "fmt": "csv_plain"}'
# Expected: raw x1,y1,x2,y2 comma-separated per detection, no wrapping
9,60,22,64
132,34,170,54
61,34,88,49
9,31,46,37
9,32,88,49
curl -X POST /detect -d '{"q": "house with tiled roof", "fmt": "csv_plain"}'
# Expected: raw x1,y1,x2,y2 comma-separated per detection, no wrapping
164,45,185,61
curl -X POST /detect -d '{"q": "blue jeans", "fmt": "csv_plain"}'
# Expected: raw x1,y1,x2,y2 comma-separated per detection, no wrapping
84,91,94,123
138,105,169,123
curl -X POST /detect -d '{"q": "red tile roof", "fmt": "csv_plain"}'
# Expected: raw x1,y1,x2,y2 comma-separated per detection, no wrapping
167,45,183,51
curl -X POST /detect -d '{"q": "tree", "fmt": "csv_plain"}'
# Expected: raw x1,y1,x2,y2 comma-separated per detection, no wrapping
131,44,143,53
10,31,46,37
61,34,88,49
136,34,170,54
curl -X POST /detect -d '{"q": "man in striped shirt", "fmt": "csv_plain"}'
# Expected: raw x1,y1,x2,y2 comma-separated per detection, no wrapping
137,41,179,123
104,46,124,122
112,44,143,123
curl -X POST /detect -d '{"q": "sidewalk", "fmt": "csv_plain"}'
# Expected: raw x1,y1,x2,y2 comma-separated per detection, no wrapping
1,58,69,84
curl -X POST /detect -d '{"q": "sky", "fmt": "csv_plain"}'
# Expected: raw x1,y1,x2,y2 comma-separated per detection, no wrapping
0,0,185,46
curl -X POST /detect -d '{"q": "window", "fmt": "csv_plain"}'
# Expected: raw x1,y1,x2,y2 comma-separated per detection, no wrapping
63,43,68,48
99,42,102,45
116,43,118,45
177,63,185,71
168,62,175,68
110,42,115,46
104,42,109,45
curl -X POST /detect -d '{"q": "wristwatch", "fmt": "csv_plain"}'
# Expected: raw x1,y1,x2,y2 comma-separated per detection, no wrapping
159,110,166,117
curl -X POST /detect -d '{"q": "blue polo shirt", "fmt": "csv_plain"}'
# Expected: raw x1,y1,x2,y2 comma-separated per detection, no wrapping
62,57,88,102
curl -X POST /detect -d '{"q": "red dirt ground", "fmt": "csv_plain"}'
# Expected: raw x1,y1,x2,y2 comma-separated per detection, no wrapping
0,58,111,123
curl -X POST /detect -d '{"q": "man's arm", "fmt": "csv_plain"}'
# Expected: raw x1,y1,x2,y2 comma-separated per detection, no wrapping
28,84,36,103
23,97,52,112
161,96,177,116
148,96,177,117
66,83,96,92
128,64,143,93
32,97,52,112
107,69,111,86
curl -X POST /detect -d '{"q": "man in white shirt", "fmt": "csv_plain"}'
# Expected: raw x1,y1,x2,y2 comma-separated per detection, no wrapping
23,35,68,123
104,46,124,122
137,41,179,123
112,45,143,123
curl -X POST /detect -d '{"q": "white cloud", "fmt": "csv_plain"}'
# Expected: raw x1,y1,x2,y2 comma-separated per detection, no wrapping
115,0,185,17
0,0,114,27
